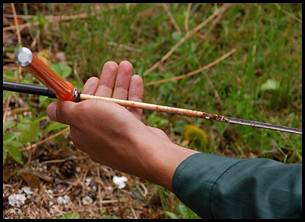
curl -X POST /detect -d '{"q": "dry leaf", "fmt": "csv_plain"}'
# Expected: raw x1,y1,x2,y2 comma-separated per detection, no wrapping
3,168,15,183
20,171,41,188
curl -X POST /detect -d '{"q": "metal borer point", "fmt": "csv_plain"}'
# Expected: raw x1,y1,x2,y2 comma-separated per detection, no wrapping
15,47,32,67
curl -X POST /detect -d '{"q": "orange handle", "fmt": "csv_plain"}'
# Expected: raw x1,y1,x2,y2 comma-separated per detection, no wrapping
28,53,76,101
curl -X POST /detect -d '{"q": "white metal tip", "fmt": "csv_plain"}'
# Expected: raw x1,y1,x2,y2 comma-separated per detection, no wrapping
15,47,32,67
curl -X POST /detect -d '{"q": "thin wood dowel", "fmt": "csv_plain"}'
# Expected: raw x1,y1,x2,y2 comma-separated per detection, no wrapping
80,94,226,122
79,94,302,135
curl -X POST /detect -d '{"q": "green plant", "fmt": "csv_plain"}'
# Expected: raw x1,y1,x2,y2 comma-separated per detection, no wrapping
57,212,80,219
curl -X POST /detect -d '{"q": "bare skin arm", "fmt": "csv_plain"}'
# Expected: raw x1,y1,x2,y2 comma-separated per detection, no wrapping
47,61,197,190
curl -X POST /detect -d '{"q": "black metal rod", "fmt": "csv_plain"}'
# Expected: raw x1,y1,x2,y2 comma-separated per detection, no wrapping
3,81,56,98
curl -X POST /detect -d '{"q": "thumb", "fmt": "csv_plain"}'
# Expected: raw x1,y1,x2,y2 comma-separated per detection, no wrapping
47,101,77,126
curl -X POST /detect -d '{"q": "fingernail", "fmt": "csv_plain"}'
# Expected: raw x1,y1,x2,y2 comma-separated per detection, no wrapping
47,102,57,121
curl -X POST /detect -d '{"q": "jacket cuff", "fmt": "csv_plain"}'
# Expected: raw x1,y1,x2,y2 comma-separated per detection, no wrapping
172,152,241,218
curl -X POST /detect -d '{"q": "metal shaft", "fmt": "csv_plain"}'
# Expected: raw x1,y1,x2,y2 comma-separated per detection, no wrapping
3,81,302,135
3,81,56,98
224,117,302,135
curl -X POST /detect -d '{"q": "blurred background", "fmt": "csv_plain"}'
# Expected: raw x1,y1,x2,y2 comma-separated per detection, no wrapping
3,3,302,219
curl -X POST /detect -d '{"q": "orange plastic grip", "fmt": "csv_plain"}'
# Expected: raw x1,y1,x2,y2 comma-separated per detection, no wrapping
28,53,76,101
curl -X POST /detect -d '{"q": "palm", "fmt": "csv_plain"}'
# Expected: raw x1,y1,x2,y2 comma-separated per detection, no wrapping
82,61,170,141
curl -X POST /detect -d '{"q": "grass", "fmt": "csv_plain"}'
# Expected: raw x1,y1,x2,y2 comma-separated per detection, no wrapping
56,3,301,156
3,3,302,219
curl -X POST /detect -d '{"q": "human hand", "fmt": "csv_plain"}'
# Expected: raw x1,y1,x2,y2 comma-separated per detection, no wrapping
47,61,197,190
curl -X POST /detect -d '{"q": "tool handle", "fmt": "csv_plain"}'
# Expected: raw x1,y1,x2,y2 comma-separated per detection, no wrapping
15,47,77,101
28,53,76,101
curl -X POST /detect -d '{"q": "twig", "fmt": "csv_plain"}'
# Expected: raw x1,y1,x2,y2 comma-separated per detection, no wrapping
102,199,124,204
130,207,138,219
3,184,13,188
146,48,236,86
73,61,82,84
3,12,96,32
95,165,103,205
274,3,302,23
136,182,148,198
53,183,75,197
7,106,29,116
11,3,22,44
81,167,89,197
162,4,181,33
30,29,40,49
3,66,19,71
11,3,22,81
19,168,53,183
40,156,88,165
143,3,233,76
78,199,125,209
21,127,70,151
204,71,223,106
197,4,228,42
3,95,12,123
4,22,36,32
184,3,192,32
4,14,33,19
23,3,28,15
107,41,141,52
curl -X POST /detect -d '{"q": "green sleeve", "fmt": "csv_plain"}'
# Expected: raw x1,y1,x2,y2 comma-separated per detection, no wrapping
172,153,302,219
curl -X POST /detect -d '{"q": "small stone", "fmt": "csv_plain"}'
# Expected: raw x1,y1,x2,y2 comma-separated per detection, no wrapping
21,187,33,197
85,178,92,186
56,195,71,205
8,194,27,208
82,196,93,205
112,176,128,189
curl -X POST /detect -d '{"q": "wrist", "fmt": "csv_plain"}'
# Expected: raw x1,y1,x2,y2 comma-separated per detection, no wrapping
145,140,198,191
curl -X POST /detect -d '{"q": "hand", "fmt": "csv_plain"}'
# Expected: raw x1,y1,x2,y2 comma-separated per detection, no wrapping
47,61,197,190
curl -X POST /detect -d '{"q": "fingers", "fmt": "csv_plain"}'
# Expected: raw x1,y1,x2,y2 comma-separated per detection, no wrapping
47,101,77,126
81,61,143,120
128,75,144,120
82,77,99,95
95,61,118,97
128,75,144,100
47,102,57,121
112,61,133,100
